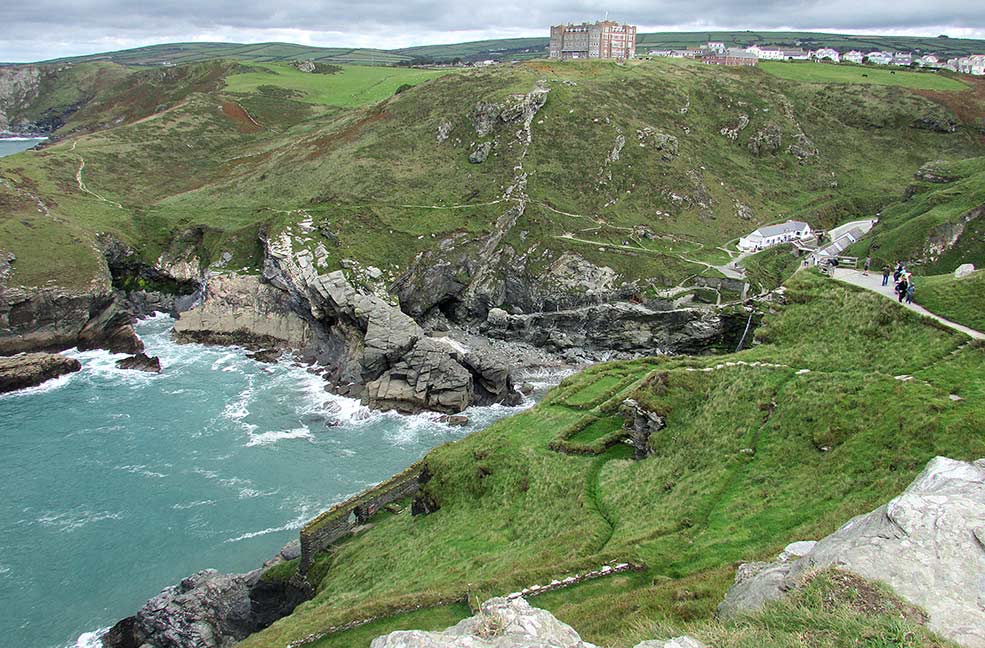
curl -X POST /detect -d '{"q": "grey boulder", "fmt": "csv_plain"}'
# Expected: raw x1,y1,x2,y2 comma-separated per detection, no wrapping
634,639,706,648
371,597,598,647
718,456,985,648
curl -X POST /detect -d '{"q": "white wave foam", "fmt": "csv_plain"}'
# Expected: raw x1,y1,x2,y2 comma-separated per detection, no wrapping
37,509,124,532
245,426,313,447
223,507,311,543
115,464,167,479
223,376,255,421
171,499,215,510
0,136,47,141
73,628,108,648
0,371,74,399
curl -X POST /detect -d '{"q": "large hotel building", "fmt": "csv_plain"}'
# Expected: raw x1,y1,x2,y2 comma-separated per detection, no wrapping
549,21,637,60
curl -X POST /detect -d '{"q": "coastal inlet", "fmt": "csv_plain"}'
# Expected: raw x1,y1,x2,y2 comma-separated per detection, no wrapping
0,314,547,648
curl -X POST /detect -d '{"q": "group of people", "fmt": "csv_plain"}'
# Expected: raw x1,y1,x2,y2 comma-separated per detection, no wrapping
882,261,915,304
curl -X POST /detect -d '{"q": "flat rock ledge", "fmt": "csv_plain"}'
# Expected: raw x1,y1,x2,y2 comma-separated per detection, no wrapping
116,353,162,373
0,352,81,393
718,455,985,648
370,597,704,648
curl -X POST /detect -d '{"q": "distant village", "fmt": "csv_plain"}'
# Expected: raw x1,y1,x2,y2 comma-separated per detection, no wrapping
546,20,985,76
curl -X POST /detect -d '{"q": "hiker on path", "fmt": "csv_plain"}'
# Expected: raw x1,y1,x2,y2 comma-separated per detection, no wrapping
881,265,891,286
863,256,872,276
893,262,903,283
896,275,909,303
906,278,916,305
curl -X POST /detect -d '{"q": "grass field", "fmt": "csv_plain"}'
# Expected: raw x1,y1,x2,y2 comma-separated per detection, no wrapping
240,273,983,648
914,270,985,331
223,63,449,107
760,61,968,91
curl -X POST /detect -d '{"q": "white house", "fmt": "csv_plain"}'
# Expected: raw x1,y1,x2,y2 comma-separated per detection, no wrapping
956,55,985,76
738,220,813,251
866,51,894,65
814,48,841,62
745,45,785,60
706,41,726,53
781,48,810,60
893,52,913,66
816,227,864,259
915,54,940,68
843,50,864,64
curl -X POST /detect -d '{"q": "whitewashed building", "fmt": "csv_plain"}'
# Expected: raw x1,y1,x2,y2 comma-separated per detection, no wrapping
893,52,913,66
915,54,940,68
867,51,894,65
745,45,785,60
706,41,726,53
781,48,810,60
738,221,813,251
814,48,841,62
956,55,985,75
843,50,864,64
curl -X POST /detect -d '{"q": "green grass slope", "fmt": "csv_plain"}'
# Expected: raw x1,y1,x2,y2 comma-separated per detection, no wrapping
3,57,982,297
239,272,983,648
914,269,985,330
859,156,985,273
759,61,967,91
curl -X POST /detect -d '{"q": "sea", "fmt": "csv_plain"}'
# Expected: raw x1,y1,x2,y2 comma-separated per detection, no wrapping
0,314,547,648
0,137,47,158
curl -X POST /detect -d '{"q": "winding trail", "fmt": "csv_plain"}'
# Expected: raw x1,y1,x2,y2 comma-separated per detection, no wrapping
76,157,123,209
831,268,984,340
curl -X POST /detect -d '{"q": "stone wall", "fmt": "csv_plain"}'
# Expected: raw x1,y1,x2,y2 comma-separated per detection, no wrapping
298,463,425,574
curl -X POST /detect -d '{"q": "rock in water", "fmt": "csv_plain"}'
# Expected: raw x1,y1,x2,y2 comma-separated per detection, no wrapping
954,263,975,278
102,569,258,648
115,353,162,373
0,352,81,393
717,456,985,648
371,597,599,647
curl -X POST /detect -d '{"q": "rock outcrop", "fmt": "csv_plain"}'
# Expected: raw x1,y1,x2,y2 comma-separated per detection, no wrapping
370,597,704,648
0,281,143,356
116,353,162,373
484,302,750,359
0,352,81,393
718,456,985,648
173,274,312,350
371,597,597,648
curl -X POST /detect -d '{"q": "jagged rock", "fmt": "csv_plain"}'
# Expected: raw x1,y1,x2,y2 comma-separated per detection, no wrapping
173,275,312,350
470,103,501,137
436,121,452,143
364,337,474,413
787,133,818,162
469,141,492,164
914,114,958,133
954,263,975,278
102,569,259,648
371,597,599,648
717,456,985,648
634,639,706,648
719,114,749,140
292,59,316,73
915,160,960,184
0,352,81,393
747,123,782,155
115,353,161,373
438,414,469,426
637,128,678,161
608,134,626,162
520,382,535,395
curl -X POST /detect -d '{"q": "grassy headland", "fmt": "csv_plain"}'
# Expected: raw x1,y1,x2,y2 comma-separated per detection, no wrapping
239,272,983,647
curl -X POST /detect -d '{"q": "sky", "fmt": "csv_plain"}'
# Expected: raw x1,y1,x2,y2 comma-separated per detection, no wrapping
3,0,985,62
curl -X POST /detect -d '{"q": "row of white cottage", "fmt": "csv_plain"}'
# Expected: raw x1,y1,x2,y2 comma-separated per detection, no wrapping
665,42,985,75
738,221,812,251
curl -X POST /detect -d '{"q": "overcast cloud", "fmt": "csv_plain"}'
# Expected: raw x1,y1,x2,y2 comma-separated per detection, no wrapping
3,0,985,62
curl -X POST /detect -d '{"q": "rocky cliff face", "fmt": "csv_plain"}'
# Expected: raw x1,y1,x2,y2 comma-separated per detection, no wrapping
0,65,41,134
718,455,985,648
0,278,143,356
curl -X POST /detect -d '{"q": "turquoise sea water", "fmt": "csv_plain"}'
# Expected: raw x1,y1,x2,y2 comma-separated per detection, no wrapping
0,315,539,648
0,138,46,157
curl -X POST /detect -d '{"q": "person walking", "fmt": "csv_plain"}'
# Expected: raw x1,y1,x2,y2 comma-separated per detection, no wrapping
881,265,891,286
906,278,915,305
893,261,903,283
863,256,872,276
896,275,908,303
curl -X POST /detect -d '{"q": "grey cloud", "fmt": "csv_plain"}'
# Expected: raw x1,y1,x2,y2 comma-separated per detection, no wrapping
3,0,985,61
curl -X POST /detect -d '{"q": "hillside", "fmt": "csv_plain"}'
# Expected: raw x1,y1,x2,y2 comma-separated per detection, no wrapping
10,30,985,67
2,57,982,303
232,271,984,648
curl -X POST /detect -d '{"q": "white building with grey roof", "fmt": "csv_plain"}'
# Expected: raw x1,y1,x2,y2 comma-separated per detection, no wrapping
738,220,813,251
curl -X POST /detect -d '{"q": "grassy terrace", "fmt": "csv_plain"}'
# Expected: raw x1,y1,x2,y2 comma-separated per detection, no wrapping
243,272,983,648
760,61,968,91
